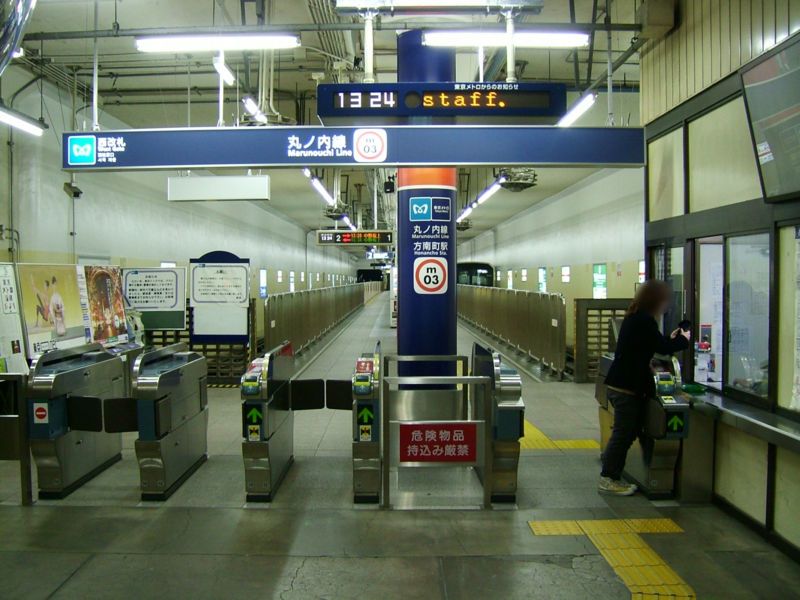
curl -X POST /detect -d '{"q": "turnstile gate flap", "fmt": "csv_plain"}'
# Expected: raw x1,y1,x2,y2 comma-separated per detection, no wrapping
66,395,104,432
325,380,353,411
291,379,325,410
103,397,139,433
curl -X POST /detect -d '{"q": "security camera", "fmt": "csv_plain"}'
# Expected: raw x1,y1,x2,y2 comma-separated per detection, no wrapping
63,182,83,199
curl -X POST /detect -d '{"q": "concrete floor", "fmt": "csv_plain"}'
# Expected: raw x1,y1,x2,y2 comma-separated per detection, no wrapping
1,292,800,599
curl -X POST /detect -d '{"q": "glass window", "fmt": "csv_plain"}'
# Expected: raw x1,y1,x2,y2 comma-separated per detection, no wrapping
277,270,283,283
496,270,502,283
561,266,571,283
696,238,724,390
726,233,770,399
259,269,268,299
289,271,296,293
592,263,607,299
664,246,685,340
506,270,513,290
638,260,646,283
538,267,547,292
778,226,800,413
301,271,305,282
647,128,685,221
521,269,528,282
316,273,321,282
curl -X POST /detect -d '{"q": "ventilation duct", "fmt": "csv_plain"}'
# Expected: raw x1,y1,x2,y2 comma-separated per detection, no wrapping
0,0,36,78
499,168,538,192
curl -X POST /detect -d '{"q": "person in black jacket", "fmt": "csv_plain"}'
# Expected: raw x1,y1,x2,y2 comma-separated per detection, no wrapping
599,280,690,495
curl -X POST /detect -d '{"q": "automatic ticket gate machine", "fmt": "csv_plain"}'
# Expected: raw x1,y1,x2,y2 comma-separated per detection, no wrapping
342,342,525,506
597,319,691,498
132,343,209,500
350,346,382,504
241,343,293,502
471,344,526,503
27,344,125,499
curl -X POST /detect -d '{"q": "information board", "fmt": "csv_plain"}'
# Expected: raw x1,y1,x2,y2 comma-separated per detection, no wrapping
0,264,28,373
316,230,394,246
190,261,250,340
122,267,187,330
317,82,567,119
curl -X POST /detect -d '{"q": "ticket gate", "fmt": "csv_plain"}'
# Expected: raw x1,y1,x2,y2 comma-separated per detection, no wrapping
341,342,525,506
597,326,691,498
28,344,125,499
240,341,325,502
132,344,209,500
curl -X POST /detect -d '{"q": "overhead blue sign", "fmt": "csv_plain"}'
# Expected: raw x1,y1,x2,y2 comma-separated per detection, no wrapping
61,126,644,171
316,82,567,119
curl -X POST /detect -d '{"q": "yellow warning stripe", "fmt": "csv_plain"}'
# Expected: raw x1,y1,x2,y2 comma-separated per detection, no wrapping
528,518,696,600
520,420,600,451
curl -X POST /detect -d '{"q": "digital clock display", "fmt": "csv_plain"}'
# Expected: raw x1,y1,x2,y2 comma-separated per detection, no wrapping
320,82,567,120
335,91,398,109
317,229,394,246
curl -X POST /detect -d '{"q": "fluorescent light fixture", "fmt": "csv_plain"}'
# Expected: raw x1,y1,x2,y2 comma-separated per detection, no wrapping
213,52,235,85
136,34,300,53
558,93,596,127
310,177,336,206
423,30,589,48
476,176,506,205
302,168,312,178
242,96,259,115
342,215,357,231
12,47,24,58
0,104,47,137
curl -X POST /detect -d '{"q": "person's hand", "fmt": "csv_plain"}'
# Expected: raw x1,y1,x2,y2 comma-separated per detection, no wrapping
670,328,680,339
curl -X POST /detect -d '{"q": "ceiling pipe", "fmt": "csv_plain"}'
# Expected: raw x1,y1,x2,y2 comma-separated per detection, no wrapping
23,21,642,42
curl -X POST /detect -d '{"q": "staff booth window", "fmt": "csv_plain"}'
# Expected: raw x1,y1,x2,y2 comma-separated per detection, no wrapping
506,270,513,290
778,226,800,414
561,266,571,283
696,237,724,390
726,233,770,400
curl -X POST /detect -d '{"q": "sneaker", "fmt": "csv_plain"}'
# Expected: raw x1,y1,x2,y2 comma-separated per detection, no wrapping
598,476,637,496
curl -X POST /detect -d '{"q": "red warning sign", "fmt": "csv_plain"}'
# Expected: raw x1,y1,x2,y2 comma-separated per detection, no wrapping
413,257,448,295
399,423,477,463
33,403,49,424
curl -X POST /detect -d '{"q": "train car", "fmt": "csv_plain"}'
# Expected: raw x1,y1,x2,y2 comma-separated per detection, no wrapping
456,262,495,287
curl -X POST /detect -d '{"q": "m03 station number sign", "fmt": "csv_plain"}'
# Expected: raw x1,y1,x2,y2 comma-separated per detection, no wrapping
316,230,394,246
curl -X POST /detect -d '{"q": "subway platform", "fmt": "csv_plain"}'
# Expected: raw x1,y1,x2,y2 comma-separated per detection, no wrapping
1,293,799,600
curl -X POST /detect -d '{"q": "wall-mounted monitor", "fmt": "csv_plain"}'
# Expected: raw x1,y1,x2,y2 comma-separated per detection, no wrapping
741,32,800,202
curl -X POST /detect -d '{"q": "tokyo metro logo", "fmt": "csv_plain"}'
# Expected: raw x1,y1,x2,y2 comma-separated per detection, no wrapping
67,135,97,165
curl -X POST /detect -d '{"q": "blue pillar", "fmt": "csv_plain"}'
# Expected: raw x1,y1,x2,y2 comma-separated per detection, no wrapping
396,31,457,374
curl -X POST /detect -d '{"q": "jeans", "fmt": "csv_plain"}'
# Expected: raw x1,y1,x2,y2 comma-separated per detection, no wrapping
601,389,646,480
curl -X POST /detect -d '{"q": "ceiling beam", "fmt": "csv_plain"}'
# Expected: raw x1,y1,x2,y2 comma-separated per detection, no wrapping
24,21,642,42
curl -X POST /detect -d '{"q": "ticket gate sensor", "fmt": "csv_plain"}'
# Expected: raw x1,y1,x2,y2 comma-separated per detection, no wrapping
471,343,525,503
132,344,209,501
241,341,325,502
597,345,691,498
28,344,125,499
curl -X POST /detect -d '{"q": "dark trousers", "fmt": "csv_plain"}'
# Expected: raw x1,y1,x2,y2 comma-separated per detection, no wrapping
601,389,646,480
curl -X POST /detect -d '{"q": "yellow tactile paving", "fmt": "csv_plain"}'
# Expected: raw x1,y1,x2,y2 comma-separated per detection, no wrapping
528,519,697,600
552,439,601,449
528,520,583,536
625,518,684,534
519,420,558,449
577,519,633,534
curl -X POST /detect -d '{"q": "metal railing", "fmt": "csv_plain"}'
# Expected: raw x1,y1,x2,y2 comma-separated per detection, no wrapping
457,284,567,377
381,354,493,509
264,282,381,353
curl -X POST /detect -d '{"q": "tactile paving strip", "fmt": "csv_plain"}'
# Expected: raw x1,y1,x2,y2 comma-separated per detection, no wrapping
528,518,696,599
519,420,558,450
552,439,601,449
528,520,583,536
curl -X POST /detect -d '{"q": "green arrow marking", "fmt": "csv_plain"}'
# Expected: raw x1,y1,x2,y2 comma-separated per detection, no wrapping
358,406,374,424
667,415,684,432
247,407,262,424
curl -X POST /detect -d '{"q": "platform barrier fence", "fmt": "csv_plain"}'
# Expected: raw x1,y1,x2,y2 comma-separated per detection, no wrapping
264,283,381,353
573,298,630,383
457,285,567,377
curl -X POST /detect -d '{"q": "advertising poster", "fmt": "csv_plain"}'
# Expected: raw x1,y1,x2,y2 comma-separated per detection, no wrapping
0,264,28,373
17,264,89,356
122,267,186,330
85,266,128,345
